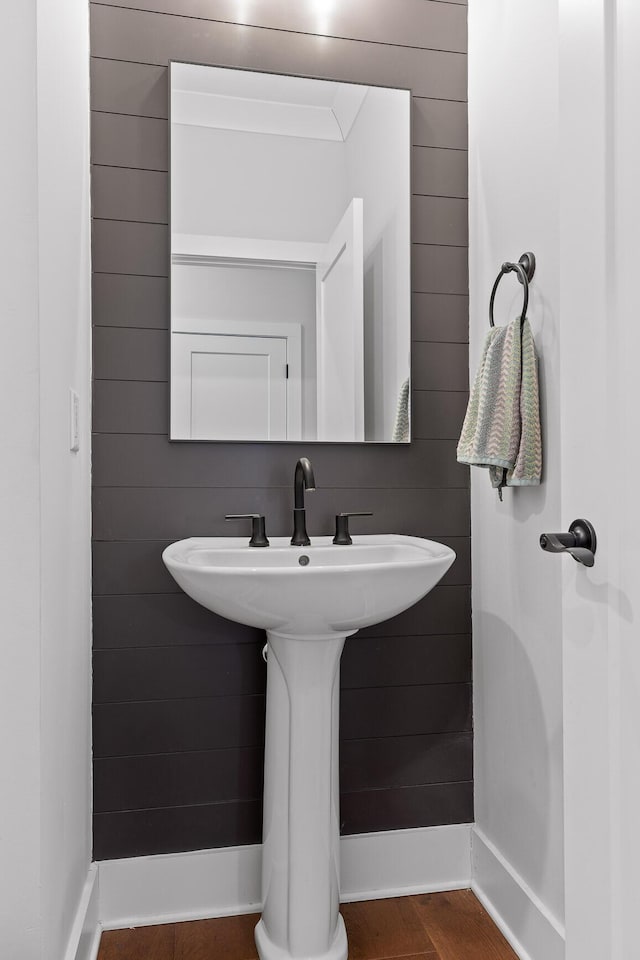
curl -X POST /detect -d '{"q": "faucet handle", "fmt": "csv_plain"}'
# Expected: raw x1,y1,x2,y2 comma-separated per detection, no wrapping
225,514,270,547
333,512,373,546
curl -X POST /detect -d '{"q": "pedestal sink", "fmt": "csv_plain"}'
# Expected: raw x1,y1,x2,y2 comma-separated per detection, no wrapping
163,534,455,960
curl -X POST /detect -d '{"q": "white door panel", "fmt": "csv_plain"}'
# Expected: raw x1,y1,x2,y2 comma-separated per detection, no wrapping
172,332,287,440
316,198,364,441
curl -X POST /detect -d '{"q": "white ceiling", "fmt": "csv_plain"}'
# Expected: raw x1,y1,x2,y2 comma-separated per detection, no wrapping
170,61,370,142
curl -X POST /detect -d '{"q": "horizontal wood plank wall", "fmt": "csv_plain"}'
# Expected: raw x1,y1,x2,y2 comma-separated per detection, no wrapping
90,0,470,860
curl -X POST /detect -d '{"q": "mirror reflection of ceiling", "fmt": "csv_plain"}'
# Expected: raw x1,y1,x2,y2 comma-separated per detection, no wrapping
170,64,411,444
172,63,369,141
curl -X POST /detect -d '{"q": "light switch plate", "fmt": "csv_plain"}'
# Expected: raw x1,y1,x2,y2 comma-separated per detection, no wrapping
69,388,80,452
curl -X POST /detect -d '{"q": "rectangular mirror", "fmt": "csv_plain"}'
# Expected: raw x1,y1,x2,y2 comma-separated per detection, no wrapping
170,62,411,442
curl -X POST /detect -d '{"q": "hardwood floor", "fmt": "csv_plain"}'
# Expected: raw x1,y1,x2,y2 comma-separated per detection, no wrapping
97,891,519,960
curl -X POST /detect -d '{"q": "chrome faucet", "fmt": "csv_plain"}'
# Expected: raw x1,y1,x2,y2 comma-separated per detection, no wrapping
291,458,316,546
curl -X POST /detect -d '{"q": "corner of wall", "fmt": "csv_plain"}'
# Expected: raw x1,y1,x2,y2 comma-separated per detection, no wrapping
471,827,564,960
63,865,101,960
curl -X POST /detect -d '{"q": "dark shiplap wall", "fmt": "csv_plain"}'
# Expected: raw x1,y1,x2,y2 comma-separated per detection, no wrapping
90,0,471,861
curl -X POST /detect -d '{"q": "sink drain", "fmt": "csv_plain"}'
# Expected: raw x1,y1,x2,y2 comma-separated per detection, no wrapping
298,555,310,566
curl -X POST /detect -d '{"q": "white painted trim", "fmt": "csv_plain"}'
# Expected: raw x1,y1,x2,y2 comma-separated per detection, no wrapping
62,865,101,960
172,317,302,345
471,827,565,960
172,88,346,141
97,824,472,931
172,233,325,265
340,824,471,903
99,843,262,931
315,197,365,441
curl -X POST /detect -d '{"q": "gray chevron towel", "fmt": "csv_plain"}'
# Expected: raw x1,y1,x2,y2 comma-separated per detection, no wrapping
393,377,410,442
457,317,541,498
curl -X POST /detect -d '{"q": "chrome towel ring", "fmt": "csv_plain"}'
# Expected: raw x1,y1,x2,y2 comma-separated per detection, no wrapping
489,251,536,327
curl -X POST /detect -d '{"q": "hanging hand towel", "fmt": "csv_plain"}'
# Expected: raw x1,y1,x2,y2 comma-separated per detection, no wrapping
457,317,542,498
392,377,410,442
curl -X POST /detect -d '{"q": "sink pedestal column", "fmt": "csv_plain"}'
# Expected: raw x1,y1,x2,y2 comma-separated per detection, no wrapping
255,630,351,960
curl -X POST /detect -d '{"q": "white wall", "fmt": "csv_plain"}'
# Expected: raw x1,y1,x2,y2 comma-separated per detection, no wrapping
37,0,93,954
0,1,93,957
468,0,566,952
172,124,349,243
0,4,42,956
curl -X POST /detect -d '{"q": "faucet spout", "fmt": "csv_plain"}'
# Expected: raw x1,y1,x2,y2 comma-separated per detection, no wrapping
292,458,315,545
294,457,315,507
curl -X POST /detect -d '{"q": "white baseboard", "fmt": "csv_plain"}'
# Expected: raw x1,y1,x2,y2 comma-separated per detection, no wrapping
98,823,472,930
340,824,471,903
54,824,570,958
471,827,565,960
81,822,568,960
99,842,263,930
63,864,101,960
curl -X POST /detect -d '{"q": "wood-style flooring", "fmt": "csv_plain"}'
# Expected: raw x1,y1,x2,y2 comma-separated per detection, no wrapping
97,890,519,960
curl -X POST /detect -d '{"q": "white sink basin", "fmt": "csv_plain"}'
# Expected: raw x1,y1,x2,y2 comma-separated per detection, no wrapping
162,534,455,639
163,531,455,960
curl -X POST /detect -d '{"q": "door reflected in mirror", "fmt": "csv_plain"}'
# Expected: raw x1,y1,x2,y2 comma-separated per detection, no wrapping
170,62,411,443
